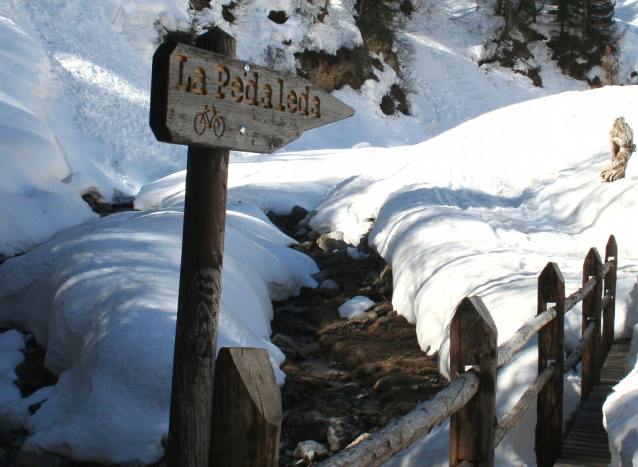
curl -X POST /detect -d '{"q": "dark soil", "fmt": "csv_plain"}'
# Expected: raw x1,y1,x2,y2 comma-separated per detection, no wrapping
270,217,447,465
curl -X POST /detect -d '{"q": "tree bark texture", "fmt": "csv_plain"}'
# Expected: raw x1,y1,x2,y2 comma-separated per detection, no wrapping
167,28,236,467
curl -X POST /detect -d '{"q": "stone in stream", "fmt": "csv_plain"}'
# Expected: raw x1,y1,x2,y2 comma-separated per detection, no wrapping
327,421,362,452
289,205,310,226
310,270,331,284
307,230,321,242
272,334,306,359
317,231,346,252
286,410,331,443
293,440,329,462
319,279,340,298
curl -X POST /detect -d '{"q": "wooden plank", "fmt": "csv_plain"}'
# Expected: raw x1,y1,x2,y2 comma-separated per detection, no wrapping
559,450,610,462
555,462,608,467
536,263,565,467
450,297,497,467
563,436,609,448
167,29,236,467
210,347,281,466
562,443,610,455
150,44,354,153
555,461,609,467
581,248,603,406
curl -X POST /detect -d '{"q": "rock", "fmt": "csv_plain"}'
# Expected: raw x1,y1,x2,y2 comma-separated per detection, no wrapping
370,301,394,316
310,270,331,283
289,205,310,225
15,452,61,467
286,410,331,443
317,231,345,252
307,230,321,242
298,210,317,229
331,398,352,412
294,227,309,239
327,421,362,452
293,440,329,462
350,311,377,324
319,254,346,268
319,279,340,298
268,10,288,24
272,334,306,359
119,462,144,467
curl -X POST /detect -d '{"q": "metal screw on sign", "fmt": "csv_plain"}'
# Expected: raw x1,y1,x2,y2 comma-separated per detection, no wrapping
239,125,247,136
243,63,250,75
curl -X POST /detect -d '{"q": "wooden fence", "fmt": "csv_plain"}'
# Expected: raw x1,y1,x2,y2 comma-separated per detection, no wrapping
317,235,618,467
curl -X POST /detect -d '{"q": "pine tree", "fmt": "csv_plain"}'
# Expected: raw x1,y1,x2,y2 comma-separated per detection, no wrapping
548,0,617,81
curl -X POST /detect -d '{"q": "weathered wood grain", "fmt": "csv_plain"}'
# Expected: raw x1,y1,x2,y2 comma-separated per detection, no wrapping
581,248,603,406
150,42,354,153
565,320,595,373
536,262,565,467
602,236,617,358
210,347,281,467
450,296,497,467
167,29,236,467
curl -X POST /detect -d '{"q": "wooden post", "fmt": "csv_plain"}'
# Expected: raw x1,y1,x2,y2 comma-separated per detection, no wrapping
581,247,603,406
167,29,237,467
450,296,497,467
602,235,618,359
210,348,281,467
535,262,565,467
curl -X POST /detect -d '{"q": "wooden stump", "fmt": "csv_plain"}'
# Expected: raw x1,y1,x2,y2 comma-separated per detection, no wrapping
210,347,281,467
450,296,497,467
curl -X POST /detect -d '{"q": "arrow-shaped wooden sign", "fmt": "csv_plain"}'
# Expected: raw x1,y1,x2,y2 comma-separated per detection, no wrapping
150,42,355,153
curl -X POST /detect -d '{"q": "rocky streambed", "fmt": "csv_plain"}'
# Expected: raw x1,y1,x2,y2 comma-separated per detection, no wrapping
267,207,448,466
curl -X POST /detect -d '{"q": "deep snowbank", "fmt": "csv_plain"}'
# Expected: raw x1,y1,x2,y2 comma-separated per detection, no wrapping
0,201,317,464
306,86,638,465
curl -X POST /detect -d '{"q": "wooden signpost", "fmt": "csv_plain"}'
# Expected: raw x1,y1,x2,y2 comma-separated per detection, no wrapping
150,28,354,467
151,34,354,153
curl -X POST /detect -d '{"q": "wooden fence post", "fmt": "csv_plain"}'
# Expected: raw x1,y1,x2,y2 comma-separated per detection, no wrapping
450,296,497,467
603,236,618,359
536,262,565,467
166,28,237,467
210,348,281,466
582,248,603,406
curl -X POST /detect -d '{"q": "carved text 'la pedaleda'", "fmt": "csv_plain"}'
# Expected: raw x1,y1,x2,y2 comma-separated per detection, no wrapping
174,54,322,118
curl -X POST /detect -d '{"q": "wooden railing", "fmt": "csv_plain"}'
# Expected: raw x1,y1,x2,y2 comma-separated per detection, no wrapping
318,235,618,467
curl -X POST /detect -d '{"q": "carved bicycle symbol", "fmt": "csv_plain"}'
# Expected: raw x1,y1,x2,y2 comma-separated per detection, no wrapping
194,105,225,138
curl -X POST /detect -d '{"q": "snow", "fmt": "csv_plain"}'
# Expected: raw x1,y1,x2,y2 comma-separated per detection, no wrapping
338,296,376,319
0,201,317,464
0,0,638,464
